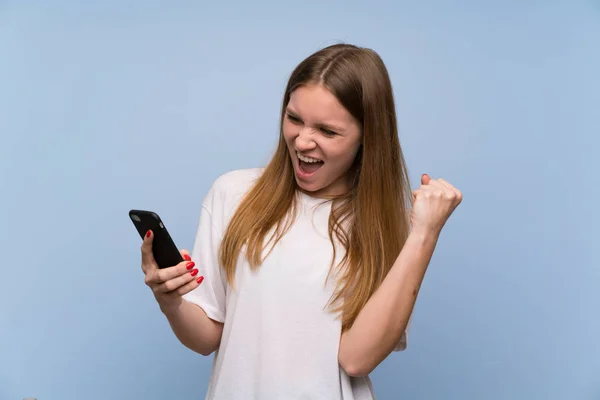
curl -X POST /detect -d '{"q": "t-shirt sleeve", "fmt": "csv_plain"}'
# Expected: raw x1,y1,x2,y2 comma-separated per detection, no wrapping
393,315,412,351
182,187,228,323
393,330,408,351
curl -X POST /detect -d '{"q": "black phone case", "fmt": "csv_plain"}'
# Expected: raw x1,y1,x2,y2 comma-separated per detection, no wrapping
129,209,184,269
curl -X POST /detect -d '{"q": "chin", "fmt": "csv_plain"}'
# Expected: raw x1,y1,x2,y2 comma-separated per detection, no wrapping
294,177,322,193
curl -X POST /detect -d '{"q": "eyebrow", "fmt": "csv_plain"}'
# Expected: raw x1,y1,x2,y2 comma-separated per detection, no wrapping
285,107,345,133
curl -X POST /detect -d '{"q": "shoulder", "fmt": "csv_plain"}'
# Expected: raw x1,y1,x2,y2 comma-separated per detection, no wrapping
202,167,264,221
211,167,264,197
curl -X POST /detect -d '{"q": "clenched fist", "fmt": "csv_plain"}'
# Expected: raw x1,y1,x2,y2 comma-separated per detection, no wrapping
410,174,463,236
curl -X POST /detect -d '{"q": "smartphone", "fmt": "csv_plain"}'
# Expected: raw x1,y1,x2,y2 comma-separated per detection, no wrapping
129,209,184,269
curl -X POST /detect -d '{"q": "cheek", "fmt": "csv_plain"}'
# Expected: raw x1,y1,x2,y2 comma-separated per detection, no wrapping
282,122,295,145
327,143,360,167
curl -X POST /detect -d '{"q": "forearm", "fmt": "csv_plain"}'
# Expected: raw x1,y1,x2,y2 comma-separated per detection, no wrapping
161,299,223,356
338,229,438,376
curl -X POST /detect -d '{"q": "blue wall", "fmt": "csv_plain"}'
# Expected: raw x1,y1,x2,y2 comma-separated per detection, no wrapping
1,1,598,399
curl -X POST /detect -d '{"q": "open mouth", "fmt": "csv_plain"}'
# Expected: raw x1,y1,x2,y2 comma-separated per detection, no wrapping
297,152,324,175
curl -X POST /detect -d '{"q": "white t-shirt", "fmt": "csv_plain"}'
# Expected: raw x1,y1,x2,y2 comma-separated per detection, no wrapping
183,168,407,400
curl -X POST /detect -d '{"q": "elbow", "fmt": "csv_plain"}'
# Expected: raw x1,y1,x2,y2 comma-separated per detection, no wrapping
185,341,220,357
199,348,215,357
340,360,372,378
198,341,221,357
339,353,373,378
191,344,218,357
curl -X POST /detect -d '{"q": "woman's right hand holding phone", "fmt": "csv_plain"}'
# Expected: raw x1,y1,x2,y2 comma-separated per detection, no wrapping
140,230,204,313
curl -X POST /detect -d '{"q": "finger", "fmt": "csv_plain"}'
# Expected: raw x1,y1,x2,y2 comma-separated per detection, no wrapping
435,178,462,202
154,260,196,283
421,173,431,185
141,230,157,272
180,248,191,261
418,185,435,193
413,186,432,197
424,179,445,190
176,274,205,296
437,178,454,190
416,185,443,199
154,267,202,293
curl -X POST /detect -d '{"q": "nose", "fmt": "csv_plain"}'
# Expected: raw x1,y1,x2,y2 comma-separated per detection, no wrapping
295,128,317,152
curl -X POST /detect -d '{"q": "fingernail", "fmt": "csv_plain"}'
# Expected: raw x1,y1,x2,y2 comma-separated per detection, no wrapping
190,268,199,276
186,262,195,270
184,254,191,261
145,230,151,238
197,276,204,284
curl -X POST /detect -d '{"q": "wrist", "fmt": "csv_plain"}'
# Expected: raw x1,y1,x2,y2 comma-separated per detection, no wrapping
159,298,185,316
408,226,440,243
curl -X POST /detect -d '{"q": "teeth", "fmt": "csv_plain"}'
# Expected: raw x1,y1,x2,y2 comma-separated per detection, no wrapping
297,152,322,163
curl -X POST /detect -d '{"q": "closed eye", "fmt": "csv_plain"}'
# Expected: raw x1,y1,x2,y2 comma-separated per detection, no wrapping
286,113,302,124
286,112,337,137
319,127,337,136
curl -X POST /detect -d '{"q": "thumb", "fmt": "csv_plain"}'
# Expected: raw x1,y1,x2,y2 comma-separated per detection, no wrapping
421,173,431,185
141,229,158,270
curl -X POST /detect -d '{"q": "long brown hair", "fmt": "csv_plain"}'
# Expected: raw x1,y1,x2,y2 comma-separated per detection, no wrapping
219,43,412,331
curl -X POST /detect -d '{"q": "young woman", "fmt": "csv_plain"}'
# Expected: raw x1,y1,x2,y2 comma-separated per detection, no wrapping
140,43,462,399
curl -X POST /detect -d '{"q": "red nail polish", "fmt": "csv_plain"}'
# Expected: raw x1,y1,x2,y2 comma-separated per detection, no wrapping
184,254,191,261
145,230,151,238
197,276,204,284
190,269,199,276
186,262,195,270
